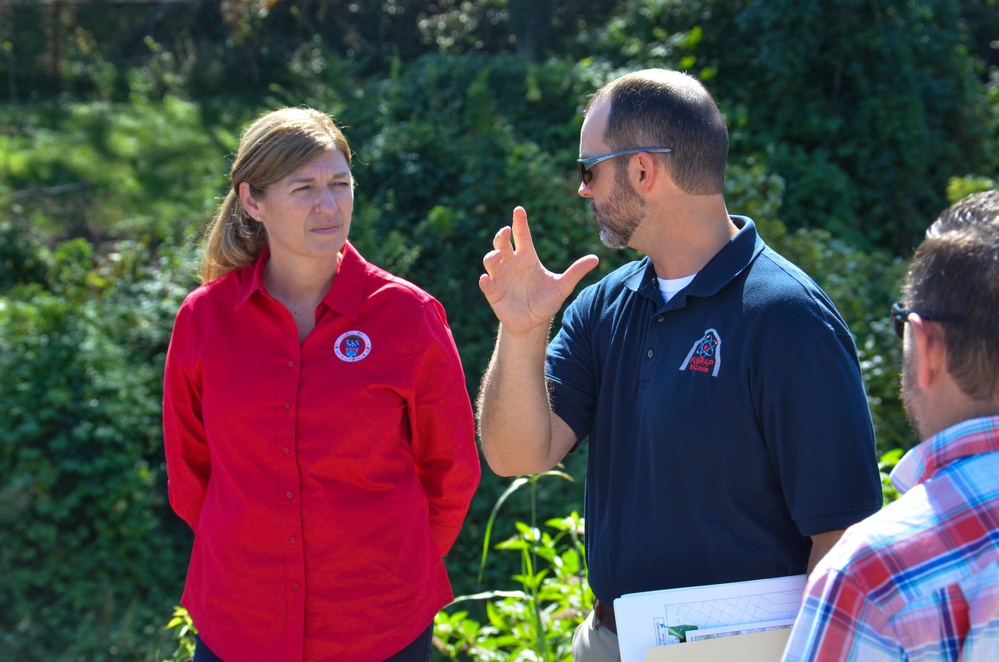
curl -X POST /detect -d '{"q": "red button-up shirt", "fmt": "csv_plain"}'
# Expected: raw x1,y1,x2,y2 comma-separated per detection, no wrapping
163,242,480,661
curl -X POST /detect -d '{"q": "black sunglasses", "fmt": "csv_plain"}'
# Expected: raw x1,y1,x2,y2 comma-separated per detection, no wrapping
577,147,673,185
890,302,966,340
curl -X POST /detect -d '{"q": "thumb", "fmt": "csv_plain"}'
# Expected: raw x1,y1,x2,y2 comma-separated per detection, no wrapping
557,255,600,298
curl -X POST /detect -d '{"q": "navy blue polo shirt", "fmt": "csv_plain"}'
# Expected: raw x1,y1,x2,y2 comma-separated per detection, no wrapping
546,217,882,604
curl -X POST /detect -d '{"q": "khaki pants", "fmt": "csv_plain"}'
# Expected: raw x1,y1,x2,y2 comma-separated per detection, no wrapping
571,610,621,661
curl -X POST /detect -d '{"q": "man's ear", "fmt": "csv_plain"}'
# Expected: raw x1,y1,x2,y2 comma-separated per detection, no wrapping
238,181,262,220
909,314,947,389
633,152,661,194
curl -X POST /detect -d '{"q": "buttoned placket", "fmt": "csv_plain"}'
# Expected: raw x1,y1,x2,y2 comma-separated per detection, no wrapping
274,302,307,653
641,311,665,378
639,280,673,385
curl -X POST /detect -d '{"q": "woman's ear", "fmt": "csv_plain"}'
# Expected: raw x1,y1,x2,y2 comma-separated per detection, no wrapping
238,181,263,221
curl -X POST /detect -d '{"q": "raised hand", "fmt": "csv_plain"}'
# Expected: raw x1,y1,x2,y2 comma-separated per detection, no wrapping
479,206,599,337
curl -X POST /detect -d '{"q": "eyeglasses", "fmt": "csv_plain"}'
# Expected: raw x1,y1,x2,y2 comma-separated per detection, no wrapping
577,147,673,185
890,302,966,340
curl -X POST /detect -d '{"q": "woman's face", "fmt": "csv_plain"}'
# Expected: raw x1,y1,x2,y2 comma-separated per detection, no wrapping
248,149,354,267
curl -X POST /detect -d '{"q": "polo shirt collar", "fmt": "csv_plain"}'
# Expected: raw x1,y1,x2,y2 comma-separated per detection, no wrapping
625,215,764,304
233,241,367,319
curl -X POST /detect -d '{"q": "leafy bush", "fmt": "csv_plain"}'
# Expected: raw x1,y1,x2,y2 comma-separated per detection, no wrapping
0,97,240,244
0,226,195,660
435,512,589,661
585,0,997,254
433,471,590,661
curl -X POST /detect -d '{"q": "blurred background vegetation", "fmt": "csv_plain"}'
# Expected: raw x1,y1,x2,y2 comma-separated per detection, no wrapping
0,0,996,659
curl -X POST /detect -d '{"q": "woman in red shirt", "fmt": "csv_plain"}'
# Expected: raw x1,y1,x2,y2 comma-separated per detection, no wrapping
162,107,480,661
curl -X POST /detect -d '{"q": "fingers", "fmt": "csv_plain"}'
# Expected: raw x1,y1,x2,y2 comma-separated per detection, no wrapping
489,207,535,257
482,248,502,278
509,206,537,255
484,207,530,276
478,272,494,298
480,242,506,304
491,225,512,253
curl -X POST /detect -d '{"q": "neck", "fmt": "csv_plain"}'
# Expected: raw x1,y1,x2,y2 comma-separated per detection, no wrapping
938,402,999,434
637,193,737,279
919,377,999,439
263,251,340,311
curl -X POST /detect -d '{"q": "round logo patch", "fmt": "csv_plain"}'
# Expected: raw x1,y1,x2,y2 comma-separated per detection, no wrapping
334,330,371,362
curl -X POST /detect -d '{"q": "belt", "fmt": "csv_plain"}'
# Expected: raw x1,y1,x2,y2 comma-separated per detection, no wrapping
594,599,617,634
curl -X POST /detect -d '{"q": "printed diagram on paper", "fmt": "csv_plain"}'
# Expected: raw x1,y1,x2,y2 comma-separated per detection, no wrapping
652,585,802,645
613,574,807,662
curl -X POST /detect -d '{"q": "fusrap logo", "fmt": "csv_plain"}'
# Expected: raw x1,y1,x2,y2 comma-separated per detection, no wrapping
679,328,721,376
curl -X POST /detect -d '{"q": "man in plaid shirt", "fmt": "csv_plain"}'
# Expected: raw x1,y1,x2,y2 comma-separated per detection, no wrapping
783,189,999,661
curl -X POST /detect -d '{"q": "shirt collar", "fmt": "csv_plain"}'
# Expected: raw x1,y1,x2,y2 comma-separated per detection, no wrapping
233,241,367,319
624,215,764,304
234,245,271,310
322,241,366,319
891,415,999,493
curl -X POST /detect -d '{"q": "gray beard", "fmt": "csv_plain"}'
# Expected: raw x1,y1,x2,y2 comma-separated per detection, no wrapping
592,191,645,248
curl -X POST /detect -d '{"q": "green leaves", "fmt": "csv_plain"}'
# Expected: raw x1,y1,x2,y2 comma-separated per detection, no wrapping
0,97,235,245
879,447,906,505
438,472,589,661
0,228,191,659
164,606,197,661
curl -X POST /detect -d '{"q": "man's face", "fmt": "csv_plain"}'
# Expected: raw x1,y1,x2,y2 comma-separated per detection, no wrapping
578,100,647,249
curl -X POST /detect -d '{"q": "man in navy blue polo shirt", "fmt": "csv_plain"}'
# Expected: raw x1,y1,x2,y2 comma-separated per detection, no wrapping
477,69,883,661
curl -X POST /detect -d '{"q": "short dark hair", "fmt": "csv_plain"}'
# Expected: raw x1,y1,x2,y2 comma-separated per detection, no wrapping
586,69,729,195
904,190,999,400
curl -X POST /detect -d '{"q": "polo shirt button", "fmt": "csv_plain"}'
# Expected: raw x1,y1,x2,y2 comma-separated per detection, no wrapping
283,447,290,455
286,491,294,499
657,315,664,322
288,360,295,367
293,582,300,589
647,349,654,359
283,402,291,410
290,536,296,544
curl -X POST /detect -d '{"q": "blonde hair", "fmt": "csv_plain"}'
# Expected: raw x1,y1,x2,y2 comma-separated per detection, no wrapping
200,107,351,283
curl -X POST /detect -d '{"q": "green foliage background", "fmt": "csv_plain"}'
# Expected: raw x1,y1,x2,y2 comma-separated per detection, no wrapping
1,0,996,659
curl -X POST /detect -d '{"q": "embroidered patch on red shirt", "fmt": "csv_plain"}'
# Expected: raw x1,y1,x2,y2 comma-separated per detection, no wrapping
334,330,371,362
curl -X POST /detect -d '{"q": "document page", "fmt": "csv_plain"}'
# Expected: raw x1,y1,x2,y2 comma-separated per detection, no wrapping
613,574,806,662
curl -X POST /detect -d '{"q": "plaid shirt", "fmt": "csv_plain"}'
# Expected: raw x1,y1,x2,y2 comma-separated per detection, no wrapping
783,416,999,661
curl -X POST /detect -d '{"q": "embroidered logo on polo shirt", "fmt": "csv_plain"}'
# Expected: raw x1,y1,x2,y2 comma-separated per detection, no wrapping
334,330,371,362
679,328,721,376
